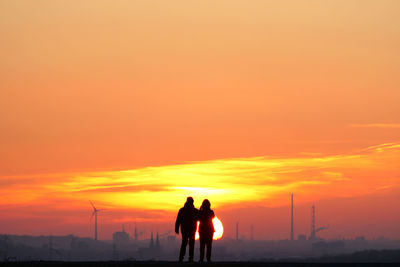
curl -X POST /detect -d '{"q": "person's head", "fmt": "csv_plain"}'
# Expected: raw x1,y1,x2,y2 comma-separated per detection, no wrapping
200,199,211,210
184,196,194,208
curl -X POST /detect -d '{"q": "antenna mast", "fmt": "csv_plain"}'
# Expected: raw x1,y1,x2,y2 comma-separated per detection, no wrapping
291,193,294,241
236,222,239,241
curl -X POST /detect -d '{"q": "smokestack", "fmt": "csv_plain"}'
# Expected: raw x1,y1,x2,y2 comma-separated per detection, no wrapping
291,193,294,241
310,204,316,240
236,222,239,241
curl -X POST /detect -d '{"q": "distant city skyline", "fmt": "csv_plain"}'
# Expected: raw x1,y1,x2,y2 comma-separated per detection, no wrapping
2,232,400,262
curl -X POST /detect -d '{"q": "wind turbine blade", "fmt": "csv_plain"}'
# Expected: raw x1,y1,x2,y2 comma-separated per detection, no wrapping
90,211,96,221
90,201,97,211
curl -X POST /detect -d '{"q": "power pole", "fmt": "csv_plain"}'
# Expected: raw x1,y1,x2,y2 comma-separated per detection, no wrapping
291,193,294,241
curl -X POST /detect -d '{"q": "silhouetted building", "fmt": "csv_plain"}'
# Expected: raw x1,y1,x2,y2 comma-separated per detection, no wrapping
112,229,129,246
298,234,307,241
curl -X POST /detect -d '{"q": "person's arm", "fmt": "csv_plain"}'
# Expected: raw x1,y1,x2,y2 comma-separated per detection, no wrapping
196,208,200,221
210,210,216,232
175,209,182,234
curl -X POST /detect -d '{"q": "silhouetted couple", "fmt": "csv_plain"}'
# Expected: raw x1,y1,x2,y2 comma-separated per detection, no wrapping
175,197,215,262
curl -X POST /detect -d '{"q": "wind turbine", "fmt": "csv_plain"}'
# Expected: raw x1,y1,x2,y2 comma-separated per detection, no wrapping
90,201,105,241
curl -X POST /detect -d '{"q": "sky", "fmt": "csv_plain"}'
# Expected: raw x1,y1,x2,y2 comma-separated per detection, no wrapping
1,0,400,240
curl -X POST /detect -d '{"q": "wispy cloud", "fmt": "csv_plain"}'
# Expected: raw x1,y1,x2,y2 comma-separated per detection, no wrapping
362,143,400,153
1,142,399,213
350,123,400,129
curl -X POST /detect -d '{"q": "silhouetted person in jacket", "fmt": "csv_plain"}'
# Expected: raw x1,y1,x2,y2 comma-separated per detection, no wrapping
175,197,199,262
198,199,215,262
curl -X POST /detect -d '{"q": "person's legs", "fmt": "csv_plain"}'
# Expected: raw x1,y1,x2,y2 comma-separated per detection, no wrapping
206,236,213,262
179,234,188,262
188,234,195,262
199,237,205,262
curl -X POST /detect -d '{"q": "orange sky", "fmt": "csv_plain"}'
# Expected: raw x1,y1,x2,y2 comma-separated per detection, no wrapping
1,1,400,240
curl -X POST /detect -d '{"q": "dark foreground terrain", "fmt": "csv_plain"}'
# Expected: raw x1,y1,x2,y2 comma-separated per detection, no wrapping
0,262,399,267
1,250,400,267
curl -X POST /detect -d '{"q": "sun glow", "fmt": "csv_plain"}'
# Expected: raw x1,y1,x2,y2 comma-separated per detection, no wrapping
212,216,224,240
195,216,224,240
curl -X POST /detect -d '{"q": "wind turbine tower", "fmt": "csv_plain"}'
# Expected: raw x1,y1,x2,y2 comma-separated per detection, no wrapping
90,201,104,241
291,193,294,241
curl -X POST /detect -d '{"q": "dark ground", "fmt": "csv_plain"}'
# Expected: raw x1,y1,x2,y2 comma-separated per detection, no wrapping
1,250,400,266
0,262,399,267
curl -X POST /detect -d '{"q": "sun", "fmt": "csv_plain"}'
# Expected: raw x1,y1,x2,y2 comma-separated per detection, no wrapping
195,216,224,240
212,216,224,239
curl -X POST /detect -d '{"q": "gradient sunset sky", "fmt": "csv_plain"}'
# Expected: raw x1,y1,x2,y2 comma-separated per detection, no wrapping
1,1,400,240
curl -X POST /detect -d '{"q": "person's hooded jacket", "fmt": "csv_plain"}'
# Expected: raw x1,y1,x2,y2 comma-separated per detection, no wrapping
175,200,199,236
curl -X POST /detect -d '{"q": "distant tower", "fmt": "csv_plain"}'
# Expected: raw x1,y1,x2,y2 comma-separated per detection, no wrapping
90,201,104,241
236,222,239,241
150,231,154,248
250,225,254,241
156,232,160,248
291,193,294,241
134,224,138,241
310,204,316,240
